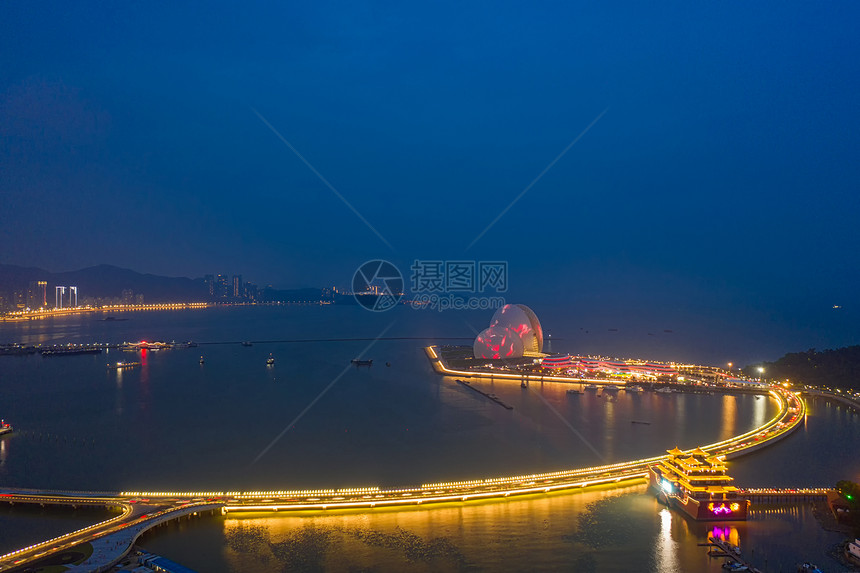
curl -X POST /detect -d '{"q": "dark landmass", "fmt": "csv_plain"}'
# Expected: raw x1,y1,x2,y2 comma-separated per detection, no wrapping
0,263,326,307
0,263,206,303
746,346,860,391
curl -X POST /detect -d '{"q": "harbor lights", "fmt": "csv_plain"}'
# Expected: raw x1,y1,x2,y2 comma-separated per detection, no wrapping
757,366,765,381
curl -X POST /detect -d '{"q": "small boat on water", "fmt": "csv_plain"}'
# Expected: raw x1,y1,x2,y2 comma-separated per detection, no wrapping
627,385,643,393
199,356,205,364
722,561,748,571
351,358,373,366
241,341,253,347
266,354,275,365
603,384,620,392
0,419,13,436
567,388,584,395
656,387,674,394
107,361,140,370
584,384,599,391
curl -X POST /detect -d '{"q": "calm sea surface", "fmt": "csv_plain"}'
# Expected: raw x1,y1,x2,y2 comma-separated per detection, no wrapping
0,306,858,571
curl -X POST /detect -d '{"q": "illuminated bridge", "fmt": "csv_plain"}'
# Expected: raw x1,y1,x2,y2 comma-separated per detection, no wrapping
0,350,807,572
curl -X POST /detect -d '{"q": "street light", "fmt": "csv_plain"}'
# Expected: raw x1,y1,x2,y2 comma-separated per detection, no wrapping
757,366,765,381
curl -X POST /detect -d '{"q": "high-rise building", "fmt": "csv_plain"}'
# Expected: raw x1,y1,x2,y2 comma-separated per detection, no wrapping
243,282,258,302
204,275,215,297
122,289,135,304
27,281,47,309
233,275,242,298
216,274,229,298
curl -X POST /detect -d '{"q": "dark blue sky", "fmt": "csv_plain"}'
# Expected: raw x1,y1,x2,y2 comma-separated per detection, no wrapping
2,2,859,358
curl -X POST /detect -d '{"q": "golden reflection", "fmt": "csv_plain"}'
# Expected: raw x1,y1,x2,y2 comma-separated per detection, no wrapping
720,395,737,441
603,396,615,459
753,392,766,429
655,508,680,572
221,484,646,572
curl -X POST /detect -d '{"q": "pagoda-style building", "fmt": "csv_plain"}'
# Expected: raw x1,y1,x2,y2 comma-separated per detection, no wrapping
649,447,749,520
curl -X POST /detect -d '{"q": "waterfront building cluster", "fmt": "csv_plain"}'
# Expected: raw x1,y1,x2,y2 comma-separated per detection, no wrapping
540,353,680,379
203,273,259,302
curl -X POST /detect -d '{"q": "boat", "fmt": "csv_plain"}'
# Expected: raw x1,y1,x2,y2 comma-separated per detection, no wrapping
846,538,860,564
40,347,102,356
0,420,12,436
566,388,584,395
656,387,674,394
107,361,140,370
722,562,748,571
627,385,643,393
797,564,823,573
649,447,749,521
351,359,373,366
241,341,253,347
0,344,36,356
631,420,651,425
603,384,620,392
199,356,205,364
584,384,599,391
266,354,275,365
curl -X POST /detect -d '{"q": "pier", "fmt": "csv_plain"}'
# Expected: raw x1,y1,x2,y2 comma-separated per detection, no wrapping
706,536,762,572
738,487,830,503
455,379,514,410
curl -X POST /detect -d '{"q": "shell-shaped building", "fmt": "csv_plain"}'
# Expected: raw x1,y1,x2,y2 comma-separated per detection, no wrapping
473,304,543,359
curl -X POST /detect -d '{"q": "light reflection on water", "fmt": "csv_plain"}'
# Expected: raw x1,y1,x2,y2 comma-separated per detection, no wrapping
720,394,736,441
654,508,680,573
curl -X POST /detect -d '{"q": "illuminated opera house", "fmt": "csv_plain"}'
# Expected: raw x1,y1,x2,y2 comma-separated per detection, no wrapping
473,304,543,359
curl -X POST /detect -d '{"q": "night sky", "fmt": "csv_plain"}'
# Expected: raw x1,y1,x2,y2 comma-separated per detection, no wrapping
2,2,859,359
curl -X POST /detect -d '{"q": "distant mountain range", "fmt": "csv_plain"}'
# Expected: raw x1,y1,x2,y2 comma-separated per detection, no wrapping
0,263,325,305
0,263,207,303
